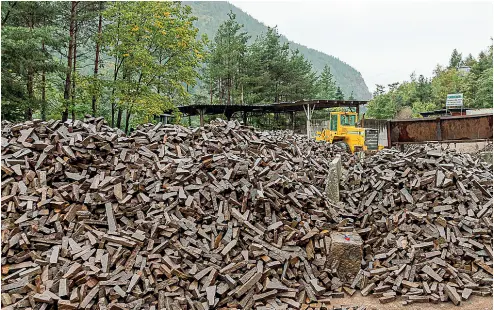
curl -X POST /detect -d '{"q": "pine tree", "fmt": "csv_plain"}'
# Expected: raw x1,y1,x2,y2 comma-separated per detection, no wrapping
316,64,336,99
243,27,290,103
448,48,463,69
416,75,432,102
208,11,249,105
335,86,344,100
62,1,78,122
463,53,476,67
1,1,63,121
281,49,317,101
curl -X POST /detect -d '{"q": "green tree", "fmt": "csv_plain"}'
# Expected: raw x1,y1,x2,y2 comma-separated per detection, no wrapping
281,49,317,101
1,2,63,121
463,53,476,67
474,68,493,108
366,43,492,120
431,68,463,107
416,75,432,102
316,64,336,99
366,92,395,119
411,101,436,117
448,48,463,69
207,11,249,105
102,1,204,132
334,86,344,100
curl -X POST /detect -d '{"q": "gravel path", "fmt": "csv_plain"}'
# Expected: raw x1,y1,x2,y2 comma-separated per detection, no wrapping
330,295,492,310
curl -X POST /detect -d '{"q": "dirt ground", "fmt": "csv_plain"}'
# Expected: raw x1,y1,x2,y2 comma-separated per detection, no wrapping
329,294,493,310
439,141,491,153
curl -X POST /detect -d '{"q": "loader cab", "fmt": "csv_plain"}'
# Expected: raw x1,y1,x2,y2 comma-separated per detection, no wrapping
329,112,359,134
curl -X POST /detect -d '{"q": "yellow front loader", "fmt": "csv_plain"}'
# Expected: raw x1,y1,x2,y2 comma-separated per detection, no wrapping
315,111,382,153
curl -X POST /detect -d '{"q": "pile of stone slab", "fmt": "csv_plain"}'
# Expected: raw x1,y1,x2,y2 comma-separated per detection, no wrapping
1,117,492,309
1,118,348,309
261,130,348,153
338,147,493,306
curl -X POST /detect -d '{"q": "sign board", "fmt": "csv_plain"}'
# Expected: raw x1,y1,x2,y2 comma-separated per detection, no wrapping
446,93,463,107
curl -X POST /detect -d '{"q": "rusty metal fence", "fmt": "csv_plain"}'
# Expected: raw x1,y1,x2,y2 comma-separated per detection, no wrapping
387,114,493,146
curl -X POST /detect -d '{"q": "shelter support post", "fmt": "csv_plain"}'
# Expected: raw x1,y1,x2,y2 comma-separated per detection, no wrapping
303,104,316,139
290,111,295,131
243,111,247,125
199,109,204,127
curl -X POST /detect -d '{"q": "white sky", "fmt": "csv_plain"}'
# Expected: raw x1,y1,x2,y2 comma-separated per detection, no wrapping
230,0,493,93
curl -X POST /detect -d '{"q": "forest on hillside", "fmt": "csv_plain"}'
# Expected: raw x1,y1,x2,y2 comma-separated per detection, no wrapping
1,1,357,132
187,1,371,100
366,44,493,119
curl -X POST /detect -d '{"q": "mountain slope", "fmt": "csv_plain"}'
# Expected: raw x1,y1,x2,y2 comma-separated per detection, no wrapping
188,1,372,100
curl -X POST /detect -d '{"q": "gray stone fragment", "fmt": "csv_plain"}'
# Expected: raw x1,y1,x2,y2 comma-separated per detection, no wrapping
328,232,363,282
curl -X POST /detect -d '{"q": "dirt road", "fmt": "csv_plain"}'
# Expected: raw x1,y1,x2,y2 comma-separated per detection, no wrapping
329,294,492,310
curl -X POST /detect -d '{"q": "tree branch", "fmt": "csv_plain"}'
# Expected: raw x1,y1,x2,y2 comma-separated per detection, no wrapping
1,1,17,26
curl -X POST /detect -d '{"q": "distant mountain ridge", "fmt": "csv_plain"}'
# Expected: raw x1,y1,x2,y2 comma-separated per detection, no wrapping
187,1,372,100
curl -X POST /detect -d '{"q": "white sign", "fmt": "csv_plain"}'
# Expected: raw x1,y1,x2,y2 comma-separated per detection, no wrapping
446,93,463,107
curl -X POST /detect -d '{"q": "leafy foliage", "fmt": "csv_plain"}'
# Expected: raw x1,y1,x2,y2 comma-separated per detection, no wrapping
204,19,321,105
1,2,64,121
206,11,249,104
2,1,205,132
1,1,363,127
102,1,204,131
187,1,371,100
366,43,493,119
316,65,337,99
335,86,344,100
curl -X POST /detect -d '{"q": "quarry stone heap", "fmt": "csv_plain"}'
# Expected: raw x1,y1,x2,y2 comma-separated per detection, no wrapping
337,147,493,305
1,118,349,309
1,117,492,309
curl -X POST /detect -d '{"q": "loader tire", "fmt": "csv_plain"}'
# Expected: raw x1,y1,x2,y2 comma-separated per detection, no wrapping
334,141,350,153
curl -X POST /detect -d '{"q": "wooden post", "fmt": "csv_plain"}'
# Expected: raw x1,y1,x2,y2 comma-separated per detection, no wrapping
243,111,247,125
303,104,315,139
292,111,295,131
200,109,204,127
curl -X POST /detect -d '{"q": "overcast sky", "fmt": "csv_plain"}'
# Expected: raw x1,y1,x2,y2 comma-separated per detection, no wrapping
230,0,493,93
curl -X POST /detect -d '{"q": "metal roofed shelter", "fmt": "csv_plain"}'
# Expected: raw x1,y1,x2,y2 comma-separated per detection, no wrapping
173,99,368,137
419,108,470,118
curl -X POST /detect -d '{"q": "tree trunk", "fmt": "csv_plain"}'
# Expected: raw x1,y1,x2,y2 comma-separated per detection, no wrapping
116,107,123,129
111,99,115,127
1,2,17,26
25,16,35,121
41,41,46,121
227,76,231,105
111,58,117,127
125,109,131,134
26,68,34,121
63,1,77,122
219,78,223,104
91,2,103,116
71,21,78,121
111,16,122,127
241,84,244,104
210,77,213,104
116,67,128,129
110,57,122,127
